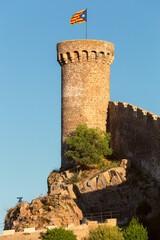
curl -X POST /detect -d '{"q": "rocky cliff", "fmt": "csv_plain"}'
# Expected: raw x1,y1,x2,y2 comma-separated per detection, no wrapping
5,195,82,232
4,159,160,231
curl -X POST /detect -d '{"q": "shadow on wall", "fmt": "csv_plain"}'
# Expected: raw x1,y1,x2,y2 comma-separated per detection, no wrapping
72,165,160,221
107,101,160,182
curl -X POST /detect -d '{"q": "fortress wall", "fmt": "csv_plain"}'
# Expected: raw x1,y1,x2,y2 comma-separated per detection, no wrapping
108,101,160,181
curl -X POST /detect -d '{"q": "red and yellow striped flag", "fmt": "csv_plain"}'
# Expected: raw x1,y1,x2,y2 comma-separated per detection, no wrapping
70,9,87,25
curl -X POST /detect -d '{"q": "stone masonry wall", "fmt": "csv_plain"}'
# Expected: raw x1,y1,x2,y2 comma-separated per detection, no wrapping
57,40,114,168
108,101,160,181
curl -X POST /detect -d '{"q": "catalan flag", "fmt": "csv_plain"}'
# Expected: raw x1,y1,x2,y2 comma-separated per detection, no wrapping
70,9,87,25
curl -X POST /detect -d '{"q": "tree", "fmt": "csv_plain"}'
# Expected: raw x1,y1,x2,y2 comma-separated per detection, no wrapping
41,227,77,240
123,218,148,240
86,224,124,240
66,124,112,167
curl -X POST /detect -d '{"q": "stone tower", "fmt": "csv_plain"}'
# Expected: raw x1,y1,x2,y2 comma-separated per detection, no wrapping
57,40,114,169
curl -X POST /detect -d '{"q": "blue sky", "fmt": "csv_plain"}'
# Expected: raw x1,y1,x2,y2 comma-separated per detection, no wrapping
0,0,160,232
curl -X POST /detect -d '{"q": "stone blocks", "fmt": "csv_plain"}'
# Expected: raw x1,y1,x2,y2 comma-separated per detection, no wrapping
57,40,114,168
106,218,117,227
24,227,35,233
46,226,57,230
108,101,160,182
2,230,15,235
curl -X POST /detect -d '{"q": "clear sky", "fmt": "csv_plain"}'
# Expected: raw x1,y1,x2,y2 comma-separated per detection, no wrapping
0,0,160,232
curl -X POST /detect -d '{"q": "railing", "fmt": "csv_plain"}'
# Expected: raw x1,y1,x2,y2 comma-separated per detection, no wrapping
83,210,120,223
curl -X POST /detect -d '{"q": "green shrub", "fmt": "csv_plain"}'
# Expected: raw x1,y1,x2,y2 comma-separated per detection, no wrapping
123,218,148,240
81,171,88,178
66,124,112,167
41,227,77,240
86,224,124,240
98,159,120,171
69,172,81,183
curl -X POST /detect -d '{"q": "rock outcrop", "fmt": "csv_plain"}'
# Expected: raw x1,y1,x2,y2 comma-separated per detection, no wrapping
5,195,82,232
48,166,127,196
4,159,160,231
48,159,160,217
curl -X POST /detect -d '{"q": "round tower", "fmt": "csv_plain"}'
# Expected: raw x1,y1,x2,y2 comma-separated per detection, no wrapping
57,40,114,169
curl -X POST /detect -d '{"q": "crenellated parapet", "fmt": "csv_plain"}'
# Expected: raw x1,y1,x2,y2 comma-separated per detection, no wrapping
109,101,160,122
57,40,114,66
108,101,160,182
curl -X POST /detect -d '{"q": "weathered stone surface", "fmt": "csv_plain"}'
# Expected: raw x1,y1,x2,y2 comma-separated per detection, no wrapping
4,196,83,232
2,230,15,236
66,184,76,199
108,167,126,183
87,221,98,228
24,228,35,233
97,172,110,188
57,40,114,168
47,170,68,195
87,177,97,191
48,166,127,196
105,218,117,227
5,160,160,233
65,170,74,179
120,159,131,169
108,101,160,182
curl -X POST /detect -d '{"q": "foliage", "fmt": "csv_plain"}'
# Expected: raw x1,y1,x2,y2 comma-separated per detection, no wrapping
123,218,148,240
86,224,124,240
81,171,88,178
136,200,152,217
66,124,112,167
69,172,81,183
98,159,120,171
41,227,77,240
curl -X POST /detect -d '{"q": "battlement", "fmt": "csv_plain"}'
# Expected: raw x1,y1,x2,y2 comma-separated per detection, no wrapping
109,101,159,122
108,101,160,182
57,40,114,66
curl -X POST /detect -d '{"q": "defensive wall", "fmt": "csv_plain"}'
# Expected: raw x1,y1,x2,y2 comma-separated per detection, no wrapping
0,220,117,240
108,101,160,182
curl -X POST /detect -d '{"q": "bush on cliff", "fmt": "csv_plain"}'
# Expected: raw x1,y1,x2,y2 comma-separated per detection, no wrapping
86,224,124,240
123,217,148,240
41,227,77,240
66,124,112,167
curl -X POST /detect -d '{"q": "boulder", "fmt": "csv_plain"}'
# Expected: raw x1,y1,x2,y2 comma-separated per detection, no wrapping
4,196,83,232
120,159,131,169
97,172,111,188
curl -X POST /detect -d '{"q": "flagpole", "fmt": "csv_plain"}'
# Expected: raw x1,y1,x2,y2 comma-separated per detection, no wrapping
86,8,87,39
